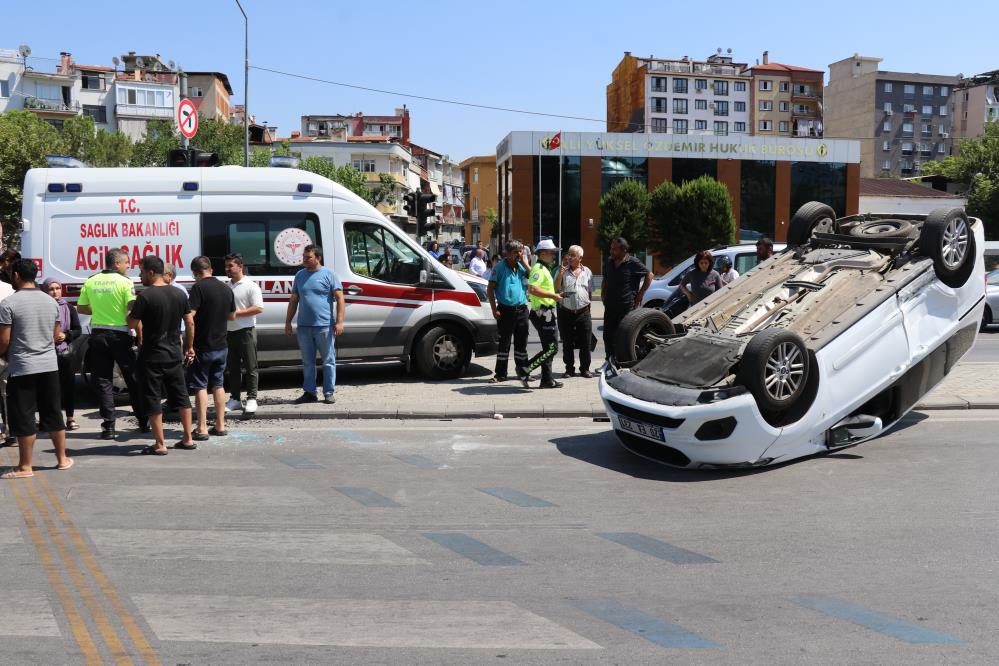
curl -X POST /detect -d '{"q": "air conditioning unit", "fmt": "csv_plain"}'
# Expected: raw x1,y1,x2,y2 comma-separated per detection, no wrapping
885,110,893,116
709,102,715,108
941,132,949,138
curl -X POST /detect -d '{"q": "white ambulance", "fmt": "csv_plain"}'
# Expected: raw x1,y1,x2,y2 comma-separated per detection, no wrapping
19,166,498,378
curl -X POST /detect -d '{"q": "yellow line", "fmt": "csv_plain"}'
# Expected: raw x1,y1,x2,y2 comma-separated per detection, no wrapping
36,473,164,666
23,476,134,665
5,460,103,665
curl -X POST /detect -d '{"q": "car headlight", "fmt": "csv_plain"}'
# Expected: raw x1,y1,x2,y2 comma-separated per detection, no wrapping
697,385,747,403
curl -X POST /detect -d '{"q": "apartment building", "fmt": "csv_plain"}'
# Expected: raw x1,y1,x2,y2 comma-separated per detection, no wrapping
608,50,752,136
112,52,180,141
825,54,958,178
954,69,999,140
460,155,497,244
300,107,410,145
0,50,82,129
185,72,233,121
748,52,823,138
410,143,464,241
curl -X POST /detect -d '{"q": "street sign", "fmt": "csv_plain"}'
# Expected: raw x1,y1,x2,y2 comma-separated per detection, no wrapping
177,98,198,139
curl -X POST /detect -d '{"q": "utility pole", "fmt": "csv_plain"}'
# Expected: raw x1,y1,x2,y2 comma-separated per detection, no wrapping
235,0,249,167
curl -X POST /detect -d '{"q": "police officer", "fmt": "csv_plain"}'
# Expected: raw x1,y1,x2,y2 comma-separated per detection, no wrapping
486,240,532,385
76,248,146,440
525,239,564,389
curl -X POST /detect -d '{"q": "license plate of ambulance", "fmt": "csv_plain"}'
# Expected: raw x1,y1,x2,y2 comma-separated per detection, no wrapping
618,415,666,442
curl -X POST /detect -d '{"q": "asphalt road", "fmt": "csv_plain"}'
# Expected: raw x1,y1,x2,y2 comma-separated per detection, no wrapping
3,411,998,664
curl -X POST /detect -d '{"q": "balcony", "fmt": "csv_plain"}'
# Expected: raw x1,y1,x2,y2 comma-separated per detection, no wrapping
24,96,80,115
115,104,173,119
792,90,818,100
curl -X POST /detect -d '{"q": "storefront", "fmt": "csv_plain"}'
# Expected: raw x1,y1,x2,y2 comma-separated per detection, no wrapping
495,131,861,272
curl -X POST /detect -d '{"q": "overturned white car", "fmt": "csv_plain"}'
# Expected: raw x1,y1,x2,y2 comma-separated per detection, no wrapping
599,203,985,469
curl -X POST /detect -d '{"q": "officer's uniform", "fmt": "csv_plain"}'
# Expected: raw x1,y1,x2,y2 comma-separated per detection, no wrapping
526,260,559,386
489,259,530,381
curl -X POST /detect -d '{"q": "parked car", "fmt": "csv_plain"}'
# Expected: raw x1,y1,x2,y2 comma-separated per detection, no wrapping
600,203,985,469
984,269,999,330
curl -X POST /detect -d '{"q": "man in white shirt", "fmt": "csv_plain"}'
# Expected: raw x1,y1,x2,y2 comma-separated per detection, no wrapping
223,253,264,414
718,258,739,285
469,249,488,278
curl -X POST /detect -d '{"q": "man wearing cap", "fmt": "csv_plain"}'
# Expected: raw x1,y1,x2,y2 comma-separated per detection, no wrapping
525,239,564,389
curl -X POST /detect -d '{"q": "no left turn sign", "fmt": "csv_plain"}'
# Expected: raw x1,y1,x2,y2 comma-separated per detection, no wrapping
177,98,198,139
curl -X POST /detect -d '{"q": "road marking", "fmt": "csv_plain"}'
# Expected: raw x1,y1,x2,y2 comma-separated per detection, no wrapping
334,486,401,507
274,454,325,469
597,533,719,564
393,454,443,469
105,484,317,507
423,532,524,566
0,590,62,637
88,529,425,565
793,595,965,645
576,599,721,649
478,487,555,507
35,475,164,666
131,595,599,649
4,452,102,664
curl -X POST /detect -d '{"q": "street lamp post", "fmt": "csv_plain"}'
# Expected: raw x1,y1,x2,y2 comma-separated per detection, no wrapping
235,0,249,167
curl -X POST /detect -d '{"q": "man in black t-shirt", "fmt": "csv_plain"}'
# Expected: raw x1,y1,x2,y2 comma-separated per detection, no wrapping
601,237,653,365
128,256,196,455
187,256,236,440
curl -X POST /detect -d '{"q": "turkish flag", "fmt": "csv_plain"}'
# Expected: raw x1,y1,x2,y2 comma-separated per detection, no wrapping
549,132,561,150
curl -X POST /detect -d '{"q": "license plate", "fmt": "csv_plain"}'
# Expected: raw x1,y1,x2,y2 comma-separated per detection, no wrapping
618,415,666,442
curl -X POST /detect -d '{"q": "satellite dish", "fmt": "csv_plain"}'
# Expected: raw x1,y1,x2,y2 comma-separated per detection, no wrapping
112,56,119,67
152,61,162,71
135,56,146,69
727,48,732,54
168,60,175,70
18,44,31,58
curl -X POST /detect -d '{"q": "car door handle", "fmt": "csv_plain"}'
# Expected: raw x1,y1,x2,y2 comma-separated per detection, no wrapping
346,285,363,295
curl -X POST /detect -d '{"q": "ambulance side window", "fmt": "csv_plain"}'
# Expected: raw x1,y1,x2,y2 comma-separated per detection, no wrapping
201,212,321,276
344,221,422,285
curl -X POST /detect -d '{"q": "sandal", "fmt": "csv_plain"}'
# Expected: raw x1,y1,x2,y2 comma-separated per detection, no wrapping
208,427,228,437
1,468,34,479
57,459,74,471
66,419,80,431
172,441,197,450
140,445,168,456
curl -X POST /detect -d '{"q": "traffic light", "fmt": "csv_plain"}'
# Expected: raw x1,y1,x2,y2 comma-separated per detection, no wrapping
402,191,418,218
416,192,437,239
166,149,220,167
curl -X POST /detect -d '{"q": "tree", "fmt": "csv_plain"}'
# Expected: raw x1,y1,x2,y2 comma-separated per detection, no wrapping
59,115,96,161
922,122,999,239
596,179,650,252
649,176,736,266
0,111,64,245
371,173,398,207
483,207,499,245
86,129,133,167
191,116,245,165
130,120,180,167
297,156,373,203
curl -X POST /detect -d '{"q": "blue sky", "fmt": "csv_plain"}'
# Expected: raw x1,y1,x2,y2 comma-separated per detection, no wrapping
4,0,996,160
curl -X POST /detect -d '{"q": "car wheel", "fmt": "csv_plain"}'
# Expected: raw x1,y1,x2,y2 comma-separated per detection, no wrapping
738,329,810,414
920,207,976,289
849,219,914,239
787,201,837,246
614,308,675,365
414,325,470,379
982,305,993,332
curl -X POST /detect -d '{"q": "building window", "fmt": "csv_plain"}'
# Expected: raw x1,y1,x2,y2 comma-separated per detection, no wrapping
714,100,729,116
940,86,949,96
938,142,946,153
779,101,789,112
652,77,667,92
922,122,932,136
81,72,105,91
82,104,107,124
714,121,728,135
883,160,892,170
939,105,948,116
651,118,668,133
921,105,932,115
904,84,915,96
734,121,746,132
884,82,893,93
759,100,773,111
759,79,773,91
694,99,707,110
190,86,203,97
780,81,790,92
713,80,729,96
473,196,478,211
920,142,931,155
734,81,746,92
123,86,171,108
652,97,668,113
923,85,933,96
673,119,688,134
759,120,772,131
673,98,688,114
673,77,688,93
0,79,8,97
903,104,915,113
901,142,913,155
883,121,892,132
695,78,707,90
883,141,890,151
734,101,746,112
794,104,811,115
902,122,914,135
352,159,376,172
884,102,892,112
694,119,707,130
779,121,789,133
472,168,479,184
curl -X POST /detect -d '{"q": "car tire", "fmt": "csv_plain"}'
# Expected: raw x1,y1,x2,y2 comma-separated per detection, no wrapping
614,308,676,365
737,329,810,415
849,219,914,239
787,201,837,246
920,207,976,289
414,325,470,379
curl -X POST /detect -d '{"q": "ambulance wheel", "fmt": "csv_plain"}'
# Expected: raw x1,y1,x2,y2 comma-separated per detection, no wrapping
415,325,471,379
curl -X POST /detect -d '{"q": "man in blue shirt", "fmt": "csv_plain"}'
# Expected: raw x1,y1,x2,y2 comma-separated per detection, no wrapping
486,239,531,386
285,244,345,404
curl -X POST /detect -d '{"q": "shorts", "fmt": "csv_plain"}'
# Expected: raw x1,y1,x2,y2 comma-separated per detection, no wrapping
7,371,65,437
188,349,227,390
138,361,191,415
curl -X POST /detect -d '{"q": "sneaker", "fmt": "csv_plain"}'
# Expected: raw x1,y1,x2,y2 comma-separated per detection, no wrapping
579,370,594,379
100,426,116,441
225,399,243,412
244,399,258,414
293,392,318,405
324,393,336,404
563,369,576,378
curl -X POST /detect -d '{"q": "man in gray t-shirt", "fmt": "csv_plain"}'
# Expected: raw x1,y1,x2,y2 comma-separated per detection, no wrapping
0,260,72,479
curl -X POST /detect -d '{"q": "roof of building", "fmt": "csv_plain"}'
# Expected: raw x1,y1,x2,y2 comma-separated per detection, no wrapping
750,62,823,74
860,178,960,198
184,71,234,95
459,155,496,168
76,64,115,72
876,70,960,85
956,69,999,89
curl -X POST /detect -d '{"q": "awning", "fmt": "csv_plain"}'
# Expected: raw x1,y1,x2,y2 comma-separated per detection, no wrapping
429,182,442,197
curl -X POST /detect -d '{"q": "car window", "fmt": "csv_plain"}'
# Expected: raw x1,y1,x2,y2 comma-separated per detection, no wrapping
201,212,321,276
666,256,696,286
734,253,758,274
344,221,423,285
987,272,999,286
